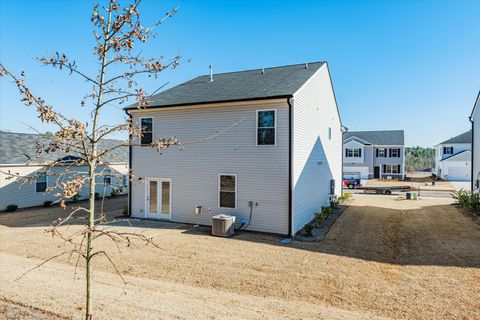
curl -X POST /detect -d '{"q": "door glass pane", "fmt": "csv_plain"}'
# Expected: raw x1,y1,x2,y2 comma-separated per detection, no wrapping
161,181,170,214
149,181,158,213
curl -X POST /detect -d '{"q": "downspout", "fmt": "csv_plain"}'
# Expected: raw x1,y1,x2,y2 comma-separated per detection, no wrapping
341,126,349,195
288,97,293,237
469,116,474,192
125,110,133,217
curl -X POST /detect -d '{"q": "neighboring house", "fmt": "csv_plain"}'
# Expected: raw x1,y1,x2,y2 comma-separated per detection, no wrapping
125,62,343,236
0,131,128,210
434,130,472,181
470,91,480,192
343,130,405,180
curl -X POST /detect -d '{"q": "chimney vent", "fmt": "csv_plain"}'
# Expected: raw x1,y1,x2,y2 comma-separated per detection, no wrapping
209,65,213,82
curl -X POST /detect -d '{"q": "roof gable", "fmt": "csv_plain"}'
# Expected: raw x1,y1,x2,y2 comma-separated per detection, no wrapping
343,130,404,145
440,149,471,162
440,130,472,144
126,62,325,109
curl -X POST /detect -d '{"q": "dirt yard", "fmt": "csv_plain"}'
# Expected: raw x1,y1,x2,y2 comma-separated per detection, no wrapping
1,195,479,319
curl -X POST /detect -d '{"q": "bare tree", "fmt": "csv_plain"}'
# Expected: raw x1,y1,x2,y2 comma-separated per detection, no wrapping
0,1,190,318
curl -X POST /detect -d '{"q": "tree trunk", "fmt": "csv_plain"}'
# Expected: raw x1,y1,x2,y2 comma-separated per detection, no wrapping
85,163,95,320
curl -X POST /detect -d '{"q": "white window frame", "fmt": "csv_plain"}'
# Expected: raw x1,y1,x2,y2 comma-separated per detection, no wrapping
443,146,453,155
353,149,361,157
218,173,237,209
104,169,112,186
35,172,48,193
377,148,386,157
346,148,354,158
256,109,276,146
139,117,154,145
390,148,400,158
385,165,400,174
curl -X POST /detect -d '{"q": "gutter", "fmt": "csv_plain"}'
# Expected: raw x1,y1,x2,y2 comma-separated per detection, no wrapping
125,109,133,217
469,115,474,192
287,97,294,237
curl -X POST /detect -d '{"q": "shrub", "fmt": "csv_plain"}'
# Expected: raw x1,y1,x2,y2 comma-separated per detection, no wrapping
43,201,53,207
6,204,18,212
338,192,352,204
71,193,81,202
452,189,480,214
122,205,128,215
110,189,118,198
94,192,101,200
304,223,314,236
316,206,332,225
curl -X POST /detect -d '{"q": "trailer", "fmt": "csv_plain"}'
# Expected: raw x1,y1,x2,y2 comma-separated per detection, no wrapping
357,185,411,195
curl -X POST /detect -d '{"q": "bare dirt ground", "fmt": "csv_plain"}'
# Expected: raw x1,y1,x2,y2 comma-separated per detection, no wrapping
364,179,455,191
1,195,479,319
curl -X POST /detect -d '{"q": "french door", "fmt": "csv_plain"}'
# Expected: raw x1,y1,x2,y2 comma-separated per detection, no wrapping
145,178,171,220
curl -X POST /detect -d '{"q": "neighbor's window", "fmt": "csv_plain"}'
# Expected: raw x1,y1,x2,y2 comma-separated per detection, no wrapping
36,172,47,193
385,165,400,174
140,117,153,145
122,175,128,186
219,174,236,208
345,148,361,158
328,127,332,140
389,148,400,158
443,147,453,155
377,148,386,157
257,110,275,145
104,169,112,186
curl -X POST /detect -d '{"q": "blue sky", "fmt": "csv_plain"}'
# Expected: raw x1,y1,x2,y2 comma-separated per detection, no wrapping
1,0,479,147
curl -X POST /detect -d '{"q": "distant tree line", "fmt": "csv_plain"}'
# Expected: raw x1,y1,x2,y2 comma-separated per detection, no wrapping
405,146,435,172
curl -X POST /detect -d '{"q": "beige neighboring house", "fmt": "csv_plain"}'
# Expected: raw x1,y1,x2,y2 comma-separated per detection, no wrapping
0,131,128,210
125,62,343,236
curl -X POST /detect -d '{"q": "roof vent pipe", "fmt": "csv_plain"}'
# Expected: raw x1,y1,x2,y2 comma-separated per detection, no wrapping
305,63,309,69
209,65,213,82
261,68,265,74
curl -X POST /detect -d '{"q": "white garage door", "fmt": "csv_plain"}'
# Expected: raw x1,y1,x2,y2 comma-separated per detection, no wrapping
448,166,471,181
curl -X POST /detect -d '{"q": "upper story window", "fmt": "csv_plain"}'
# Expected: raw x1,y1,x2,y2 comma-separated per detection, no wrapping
376,148,386,157
104,169,112,186
389,148,401,158
219,174,236,208
328,127,332,140
140,117,153,145
443,147,453,155
257,110,275,145
35,172,47,193
346,148,362,158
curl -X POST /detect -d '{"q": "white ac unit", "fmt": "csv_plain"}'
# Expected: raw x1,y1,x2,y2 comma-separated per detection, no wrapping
212,214,236,237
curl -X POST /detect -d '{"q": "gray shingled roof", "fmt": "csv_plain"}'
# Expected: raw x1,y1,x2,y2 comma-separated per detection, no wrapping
126,62,325,109
0,131,128,165
440,130,472,144
343,130,405,145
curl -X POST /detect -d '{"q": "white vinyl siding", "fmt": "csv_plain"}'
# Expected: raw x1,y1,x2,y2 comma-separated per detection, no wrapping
292,64,342,233
130,100,290,234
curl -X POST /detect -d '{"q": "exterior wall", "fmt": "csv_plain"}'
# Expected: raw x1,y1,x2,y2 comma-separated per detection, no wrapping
473,101,480,192
130,99,290,234
372,146,405,179
292,64,342,233
0,163,128,210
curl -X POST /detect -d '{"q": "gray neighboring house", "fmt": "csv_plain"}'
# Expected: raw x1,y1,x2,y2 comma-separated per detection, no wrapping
470,91,480,192
343,130,405,180
0,131,129,210
125,62,343,236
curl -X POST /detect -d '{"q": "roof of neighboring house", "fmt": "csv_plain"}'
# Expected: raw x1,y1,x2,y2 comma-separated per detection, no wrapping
0,131,128,165
439,130,472,144
440,149,471,162
125,62,326,109
343,130,405,145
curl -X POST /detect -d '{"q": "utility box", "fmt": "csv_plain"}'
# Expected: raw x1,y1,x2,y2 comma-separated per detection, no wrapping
212,214,236,237
406,192,418,200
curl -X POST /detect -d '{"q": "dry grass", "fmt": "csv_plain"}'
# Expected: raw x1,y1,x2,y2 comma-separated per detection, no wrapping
1,195,479,319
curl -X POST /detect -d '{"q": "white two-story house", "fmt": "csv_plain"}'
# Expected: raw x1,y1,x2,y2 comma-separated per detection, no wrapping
434,130,472,181
343,130,405,180
125,62,343,236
